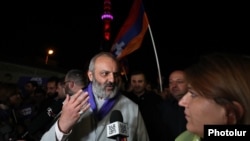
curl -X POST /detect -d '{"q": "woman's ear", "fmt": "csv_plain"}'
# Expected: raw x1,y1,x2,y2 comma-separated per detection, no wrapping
227,101,244,124
232,101,244,120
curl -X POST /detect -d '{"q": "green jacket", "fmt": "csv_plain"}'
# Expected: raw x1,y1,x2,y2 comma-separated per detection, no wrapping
175,130,201,141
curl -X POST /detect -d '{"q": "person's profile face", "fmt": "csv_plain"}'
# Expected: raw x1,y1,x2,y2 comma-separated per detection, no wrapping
56,84,66,98
178,88,228,138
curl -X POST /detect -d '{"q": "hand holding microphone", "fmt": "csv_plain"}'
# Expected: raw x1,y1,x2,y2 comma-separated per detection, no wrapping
107,110,129,141
58,89,90,133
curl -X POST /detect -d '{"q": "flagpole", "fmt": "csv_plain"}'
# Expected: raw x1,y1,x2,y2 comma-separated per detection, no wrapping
147,24,163,92
122,64,128,81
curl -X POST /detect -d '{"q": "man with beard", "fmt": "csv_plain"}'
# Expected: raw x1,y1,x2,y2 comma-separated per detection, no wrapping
46,76,60,99
41,52,149,141
26,70,86,140
25,78,65,140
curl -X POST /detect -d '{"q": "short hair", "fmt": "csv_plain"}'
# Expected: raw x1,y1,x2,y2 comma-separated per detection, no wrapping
129,70,148,82
88,52,119,72
47,76,59,84
26,80,38,88
65,69,86,87
57,77,65,86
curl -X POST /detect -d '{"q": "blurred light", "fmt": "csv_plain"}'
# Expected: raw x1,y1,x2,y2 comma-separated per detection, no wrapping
45,49,54,65
101,13,113,20
48,49,54,55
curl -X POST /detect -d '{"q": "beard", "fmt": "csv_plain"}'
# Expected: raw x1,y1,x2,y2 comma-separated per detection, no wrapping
47,92,58,98
92,76,119,99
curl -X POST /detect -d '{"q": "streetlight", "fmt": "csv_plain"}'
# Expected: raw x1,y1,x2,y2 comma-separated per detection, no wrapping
45,49,54,65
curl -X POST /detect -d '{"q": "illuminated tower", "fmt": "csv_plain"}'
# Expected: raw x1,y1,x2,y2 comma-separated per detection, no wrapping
101,0,113,51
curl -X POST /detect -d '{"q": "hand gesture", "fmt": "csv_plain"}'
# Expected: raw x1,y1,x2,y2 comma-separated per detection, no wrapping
58,89,90,133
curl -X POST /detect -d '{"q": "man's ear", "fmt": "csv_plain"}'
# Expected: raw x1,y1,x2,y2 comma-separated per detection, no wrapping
228,101,244,124
88,71,93,81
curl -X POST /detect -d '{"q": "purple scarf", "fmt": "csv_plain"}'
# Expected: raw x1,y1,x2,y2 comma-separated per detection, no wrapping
84,83,120,121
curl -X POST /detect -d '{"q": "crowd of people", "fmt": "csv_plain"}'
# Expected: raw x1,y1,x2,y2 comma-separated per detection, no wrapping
1,51,250,141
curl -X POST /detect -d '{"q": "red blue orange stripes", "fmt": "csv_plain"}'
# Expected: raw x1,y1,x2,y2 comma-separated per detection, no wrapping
111,0,149,60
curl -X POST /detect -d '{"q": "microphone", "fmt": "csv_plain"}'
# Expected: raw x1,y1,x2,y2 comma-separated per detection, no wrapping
107,110,129,141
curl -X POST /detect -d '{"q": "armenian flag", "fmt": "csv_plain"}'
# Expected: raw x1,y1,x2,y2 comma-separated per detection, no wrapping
111,0,149,60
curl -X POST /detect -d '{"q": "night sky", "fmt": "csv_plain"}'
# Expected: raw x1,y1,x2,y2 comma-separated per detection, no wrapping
1,1,249,82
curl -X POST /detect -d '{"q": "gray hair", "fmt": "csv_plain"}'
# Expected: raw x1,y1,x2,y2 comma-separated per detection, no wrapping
65,69,86,87
88,52,119,72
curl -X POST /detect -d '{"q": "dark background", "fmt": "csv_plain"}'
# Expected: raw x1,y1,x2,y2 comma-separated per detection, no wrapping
1,1,249,82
